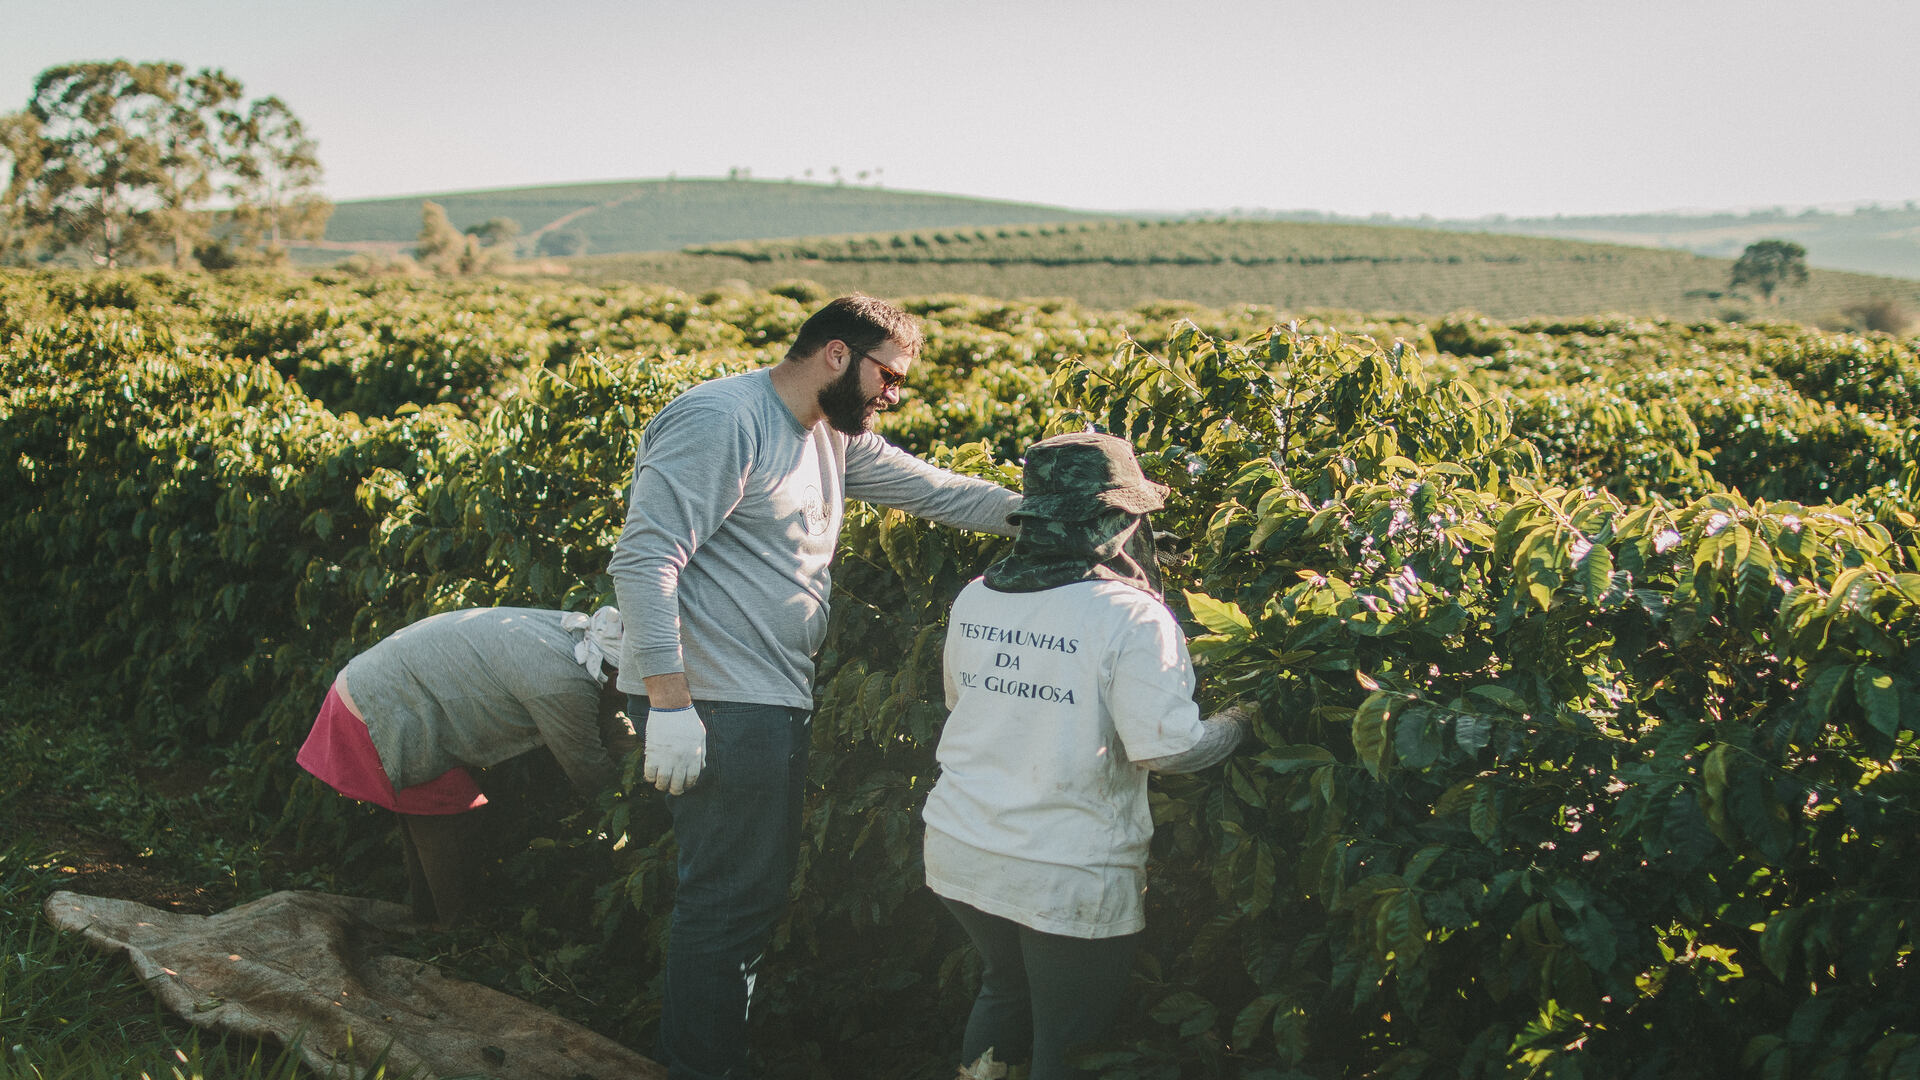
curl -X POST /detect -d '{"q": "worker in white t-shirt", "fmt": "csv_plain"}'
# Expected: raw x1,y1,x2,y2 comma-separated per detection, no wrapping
922,432,1248,1080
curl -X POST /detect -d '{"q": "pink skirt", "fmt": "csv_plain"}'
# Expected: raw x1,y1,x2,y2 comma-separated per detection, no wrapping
297,683,487,815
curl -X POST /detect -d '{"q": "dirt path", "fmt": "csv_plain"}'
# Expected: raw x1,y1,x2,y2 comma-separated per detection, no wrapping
523,187,651,247
15,783,221,915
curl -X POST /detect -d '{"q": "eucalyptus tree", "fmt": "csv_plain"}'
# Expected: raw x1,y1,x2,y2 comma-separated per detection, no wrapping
220,94,330,256
0,110,45,262
1,60,328,267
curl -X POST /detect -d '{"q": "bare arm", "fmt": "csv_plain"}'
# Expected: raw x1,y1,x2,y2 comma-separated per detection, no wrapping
642,672,693,710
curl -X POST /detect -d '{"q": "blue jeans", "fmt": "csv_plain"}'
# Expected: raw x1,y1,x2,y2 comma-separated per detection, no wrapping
634,696,811,1080
940,897,1138,1080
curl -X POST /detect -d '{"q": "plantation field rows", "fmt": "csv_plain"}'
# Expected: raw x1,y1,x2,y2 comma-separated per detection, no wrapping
4,268,1920,1078
316,178,1104,259
313,179,1920,282
573,219,1920,324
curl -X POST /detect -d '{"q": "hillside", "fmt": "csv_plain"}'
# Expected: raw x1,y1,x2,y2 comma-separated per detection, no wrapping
315,178,1106,256
566,218,1920,324
315,179,1920,284
1392,204,1920,281
308,180,1920,323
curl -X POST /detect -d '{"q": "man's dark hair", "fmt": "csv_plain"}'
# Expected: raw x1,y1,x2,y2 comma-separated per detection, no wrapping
786,294,923,361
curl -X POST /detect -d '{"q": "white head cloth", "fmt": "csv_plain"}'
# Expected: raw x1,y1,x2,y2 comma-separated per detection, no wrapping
562,606,623,686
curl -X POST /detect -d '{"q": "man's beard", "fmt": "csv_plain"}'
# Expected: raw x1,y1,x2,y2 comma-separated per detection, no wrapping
817,361,881,435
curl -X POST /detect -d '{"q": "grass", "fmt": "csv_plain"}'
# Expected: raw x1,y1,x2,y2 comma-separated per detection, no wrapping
0,679,314,1079
0,885,311,1079
0,674,650,1079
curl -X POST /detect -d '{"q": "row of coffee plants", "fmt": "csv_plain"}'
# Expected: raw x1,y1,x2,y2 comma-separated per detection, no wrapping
4,268,1918,1076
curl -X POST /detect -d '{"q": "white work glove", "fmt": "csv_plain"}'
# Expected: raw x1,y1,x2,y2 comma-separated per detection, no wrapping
643,704,707,795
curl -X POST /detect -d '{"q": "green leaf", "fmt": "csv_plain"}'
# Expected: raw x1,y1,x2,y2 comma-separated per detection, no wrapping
1394,706,1442,770
1352,691,1396,778
1743,1034,1785,1071
1148,990,1216,1037
1855,666,1902,738
1244,840,1277,917
1468,684,1527,712
1526,576,1555,611
1232,993,1280,1051
1250,511,1287,549
1469,785,1500,846
1454,712,1493,753
1255,744,1336,774
1758,903,1804,980
1184,590,1252,637
1893,573,1920,606
1373,888,1428,966
1578,544,1614,605
1272,997,1309,1065
1701,743,1734,840
1807,664,1852,723
1227,759,1268,808
1434,779,1478,816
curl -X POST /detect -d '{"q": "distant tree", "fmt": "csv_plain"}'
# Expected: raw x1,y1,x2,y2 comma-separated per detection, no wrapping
464,216,520,251
1,60,328,268
1730,239,1809,303
1840,297,1914,335
0,110,46,262
6,62,188,266
416,199,467,272
6,62,242,267
768,278,826,304
153,67,245,267
416,200,502,275
220,95,330,258
534,228,587,257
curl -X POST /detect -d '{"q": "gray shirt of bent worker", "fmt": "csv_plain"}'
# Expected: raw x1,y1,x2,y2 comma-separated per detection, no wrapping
340,607,617,793
609,368,1021,708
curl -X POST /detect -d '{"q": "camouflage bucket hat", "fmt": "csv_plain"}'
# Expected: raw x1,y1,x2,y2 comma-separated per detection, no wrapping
1007,431,1168,524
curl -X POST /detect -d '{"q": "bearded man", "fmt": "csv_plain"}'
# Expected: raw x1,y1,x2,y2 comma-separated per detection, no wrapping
607,293,1022,1079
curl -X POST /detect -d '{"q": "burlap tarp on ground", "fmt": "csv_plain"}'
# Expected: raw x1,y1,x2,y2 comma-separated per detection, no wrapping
43,889,664,1080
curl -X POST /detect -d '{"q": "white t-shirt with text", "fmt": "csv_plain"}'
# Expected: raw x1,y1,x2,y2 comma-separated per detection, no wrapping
923,578,1206,938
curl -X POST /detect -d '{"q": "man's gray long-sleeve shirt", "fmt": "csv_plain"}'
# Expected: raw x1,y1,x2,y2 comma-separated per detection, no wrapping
608,369,1021,708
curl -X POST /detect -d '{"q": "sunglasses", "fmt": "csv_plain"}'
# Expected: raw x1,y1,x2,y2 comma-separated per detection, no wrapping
850,348,908,392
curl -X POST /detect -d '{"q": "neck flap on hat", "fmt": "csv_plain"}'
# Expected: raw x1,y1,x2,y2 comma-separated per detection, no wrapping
983,507,1164,598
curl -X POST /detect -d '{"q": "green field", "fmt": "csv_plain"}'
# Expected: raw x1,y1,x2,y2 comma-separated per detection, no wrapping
568,218,1920,323
314,178,1920,284
1433,203,1920,280
317,178,1107,256
310,180,1920,323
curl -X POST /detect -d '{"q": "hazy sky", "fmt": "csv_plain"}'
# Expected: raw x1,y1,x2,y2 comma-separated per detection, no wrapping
6,0,1916,219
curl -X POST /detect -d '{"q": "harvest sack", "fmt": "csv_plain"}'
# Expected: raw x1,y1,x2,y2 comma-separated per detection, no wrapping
43,889,663,1080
